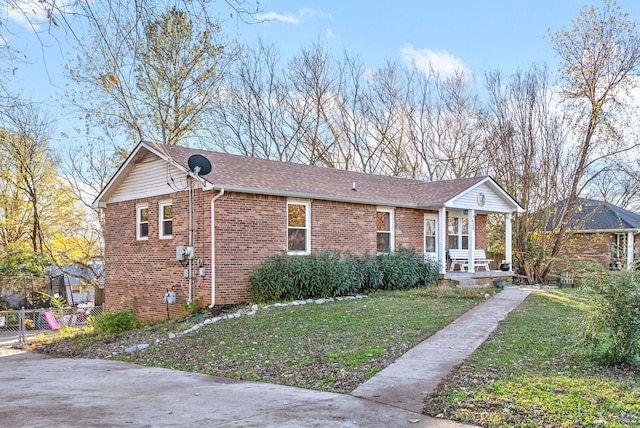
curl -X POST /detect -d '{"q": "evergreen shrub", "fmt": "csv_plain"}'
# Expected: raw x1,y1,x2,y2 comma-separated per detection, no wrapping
249,249,439,302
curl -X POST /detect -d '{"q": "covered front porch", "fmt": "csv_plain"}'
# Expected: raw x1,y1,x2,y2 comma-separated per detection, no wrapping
419,177,525,278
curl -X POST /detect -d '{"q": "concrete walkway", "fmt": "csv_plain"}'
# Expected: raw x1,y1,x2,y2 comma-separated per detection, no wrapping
0,288,530,427
351,287,530,413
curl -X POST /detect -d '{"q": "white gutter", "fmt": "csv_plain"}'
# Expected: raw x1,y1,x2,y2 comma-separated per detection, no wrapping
209,189,225,308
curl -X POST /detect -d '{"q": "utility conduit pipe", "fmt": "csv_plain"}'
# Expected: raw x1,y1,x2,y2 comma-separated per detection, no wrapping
209,189,225,308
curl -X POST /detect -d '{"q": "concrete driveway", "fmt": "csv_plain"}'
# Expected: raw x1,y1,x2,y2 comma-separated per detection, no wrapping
0,349,465,427
1,289,532,427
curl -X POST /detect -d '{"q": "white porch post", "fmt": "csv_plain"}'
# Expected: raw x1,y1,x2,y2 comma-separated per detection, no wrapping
505,212,513,265
626,231,634,270
467,209,476,273
438,207,447,274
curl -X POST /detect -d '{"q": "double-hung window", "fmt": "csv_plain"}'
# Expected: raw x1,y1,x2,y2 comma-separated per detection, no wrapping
611,233,628,261
159,200,173,239
136,203,149,240
448,215,468,249
287,200,310,255
377,208,394,253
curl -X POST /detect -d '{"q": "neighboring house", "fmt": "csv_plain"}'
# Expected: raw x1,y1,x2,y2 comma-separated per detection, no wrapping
546,198,640,271
93,141,524,321
49,260,104,306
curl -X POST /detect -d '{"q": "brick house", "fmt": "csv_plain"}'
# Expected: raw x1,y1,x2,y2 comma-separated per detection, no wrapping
547,198,640,271
93,141,524,321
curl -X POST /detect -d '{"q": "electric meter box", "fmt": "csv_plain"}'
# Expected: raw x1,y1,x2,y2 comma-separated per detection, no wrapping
166,291,176,304
176,246,195,261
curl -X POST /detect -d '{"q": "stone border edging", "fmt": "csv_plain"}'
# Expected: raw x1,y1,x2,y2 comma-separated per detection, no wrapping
118,295,368,355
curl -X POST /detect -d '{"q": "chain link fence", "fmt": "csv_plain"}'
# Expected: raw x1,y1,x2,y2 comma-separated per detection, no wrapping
0,305,104,346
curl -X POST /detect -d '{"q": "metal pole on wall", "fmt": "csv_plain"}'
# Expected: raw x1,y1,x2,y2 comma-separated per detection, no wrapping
188,175,193,303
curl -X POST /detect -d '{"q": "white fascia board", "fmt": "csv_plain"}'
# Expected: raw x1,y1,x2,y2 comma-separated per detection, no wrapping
91,142,214,209
144,142,214,191
570,228,640,234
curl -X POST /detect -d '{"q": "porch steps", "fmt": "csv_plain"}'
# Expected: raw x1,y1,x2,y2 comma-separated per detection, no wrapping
455,277,493,288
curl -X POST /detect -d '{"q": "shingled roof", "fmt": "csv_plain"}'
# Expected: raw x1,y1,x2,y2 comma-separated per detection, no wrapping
94,141,523,212
547,198,640,232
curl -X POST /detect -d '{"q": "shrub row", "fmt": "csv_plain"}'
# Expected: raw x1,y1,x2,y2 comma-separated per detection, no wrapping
248,249,440,302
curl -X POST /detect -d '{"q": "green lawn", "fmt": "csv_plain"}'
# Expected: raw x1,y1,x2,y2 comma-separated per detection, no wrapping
118,287,487,392
424,289,640,427
35,287,640,426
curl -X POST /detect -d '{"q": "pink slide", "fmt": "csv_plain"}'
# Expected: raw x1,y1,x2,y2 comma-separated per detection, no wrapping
43,311,60,331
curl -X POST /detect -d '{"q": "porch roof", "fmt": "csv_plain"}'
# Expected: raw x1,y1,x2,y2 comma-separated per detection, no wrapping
93,141,524,214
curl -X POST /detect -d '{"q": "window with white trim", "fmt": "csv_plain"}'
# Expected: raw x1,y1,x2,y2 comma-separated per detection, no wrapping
136,203,149,240
448,215,468,249
159,200,173,239
611,233,628,260
287,200,311,255
377,208,394,253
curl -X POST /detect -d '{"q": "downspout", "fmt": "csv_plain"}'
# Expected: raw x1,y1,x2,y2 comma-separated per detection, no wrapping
209,189,225,308
188,176,194,303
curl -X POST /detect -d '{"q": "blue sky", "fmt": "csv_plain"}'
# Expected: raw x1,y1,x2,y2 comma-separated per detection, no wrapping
241,0,640,77
5,0,640,142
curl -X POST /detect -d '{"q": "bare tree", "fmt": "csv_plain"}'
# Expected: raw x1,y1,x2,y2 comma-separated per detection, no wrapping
405,67,485,181
285,41,342,167
333,53,382,173
358,60,416,177
483,65,567,273
546,0,640,276
207,41,302,161
586,161,640,210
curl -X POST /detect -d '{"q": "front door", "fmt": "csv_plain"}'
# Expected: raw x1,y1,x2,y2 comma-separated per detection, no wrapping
424,214,438,263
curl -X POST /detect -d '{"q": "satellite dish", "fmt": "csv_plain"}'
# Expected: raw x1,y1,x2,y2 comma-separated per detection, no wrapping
188,154,212,176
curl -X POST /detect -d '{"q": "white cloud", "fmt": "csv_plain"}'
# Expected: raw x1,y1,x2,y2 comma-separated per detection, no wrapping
400,45,470,78
6,1,44,29
6,0,77,30
256,11,300,24
256,8,332,25
326,28,334,39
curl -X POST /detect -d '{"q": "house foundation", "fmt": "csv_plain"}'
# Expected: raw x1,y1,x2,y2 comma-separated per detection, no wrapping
438,270,515,288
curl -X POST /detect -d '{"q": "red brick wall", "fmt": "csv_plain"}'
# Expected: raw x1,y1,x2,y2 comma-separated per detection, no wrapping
104,190,491,321
396,208,439,252
311,201,377,255
213,192,285,305
475,214,488,250
104,189,211,321
555,232,611,271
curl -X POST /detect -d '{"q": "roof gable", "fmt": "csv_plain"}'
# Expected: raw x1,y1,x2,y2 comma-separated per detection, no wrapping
93,141,524,213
